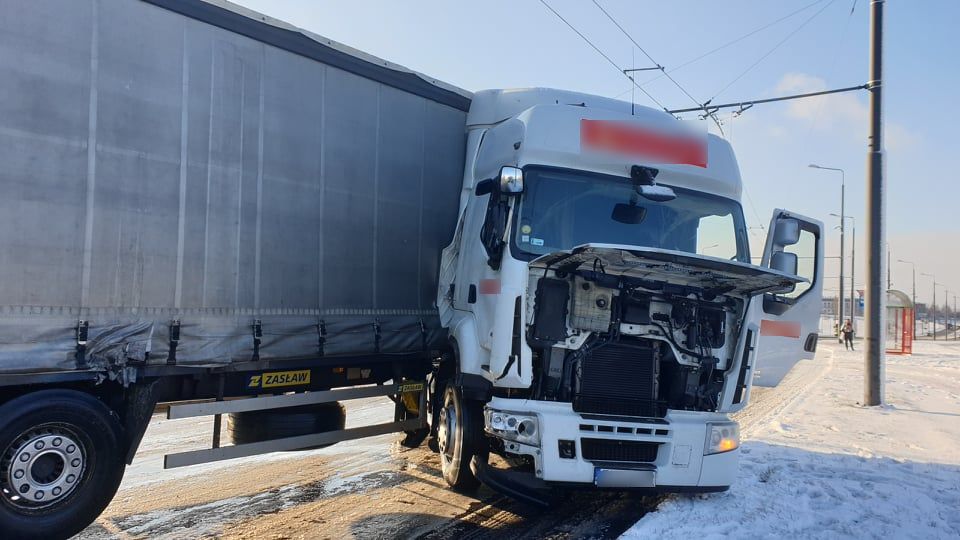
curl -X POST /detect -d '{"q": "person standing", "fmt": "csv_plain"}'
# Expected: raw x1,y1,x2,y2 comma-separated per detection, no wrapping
842,319,855,351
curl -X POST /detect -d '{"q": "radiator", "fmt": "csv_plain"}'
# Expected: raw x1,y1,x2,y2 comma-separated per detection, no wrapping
573,340,662,417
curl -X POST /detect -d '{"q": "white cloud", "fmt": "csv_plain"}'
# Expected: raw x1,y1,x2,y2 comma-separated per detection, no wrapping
774,73,919,152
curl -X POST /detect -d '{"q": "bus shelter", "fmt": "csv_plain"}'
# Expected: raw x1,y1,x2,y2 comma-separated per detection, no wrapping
886,289,914,355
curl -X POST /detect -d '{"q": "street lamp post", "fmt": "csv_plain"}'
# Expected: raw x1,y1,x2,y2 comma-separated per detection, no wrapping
944,289,950,341
897,259,917,336
945,287,950,340
887,249,892,290
946,289,953,341
945,289,949,340
832,214,856,330
811,164,845,343
922,273,937,340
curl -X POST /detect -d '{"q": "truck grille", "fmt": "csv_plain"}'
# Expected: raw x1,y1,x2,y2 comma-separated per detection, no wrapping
573,340,663,418
581,438,660,463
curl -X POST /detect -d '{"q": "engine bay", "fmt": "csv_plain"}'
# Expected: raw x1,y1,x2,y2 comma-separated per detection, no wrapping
525,266,745,416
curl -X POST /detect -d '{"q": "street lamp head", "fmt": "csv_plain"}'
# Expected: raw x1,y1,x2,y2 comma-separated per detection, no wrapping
808,164,821,169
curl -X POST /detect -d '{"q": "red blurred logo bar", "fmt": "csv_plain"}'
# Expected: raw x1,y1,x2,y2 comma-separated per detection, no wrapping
759,319,801,338
581,119,707,168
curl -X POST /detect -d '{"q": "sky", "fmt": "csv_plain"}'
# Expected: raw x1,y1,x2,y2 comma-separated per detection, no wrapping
231,0,959,308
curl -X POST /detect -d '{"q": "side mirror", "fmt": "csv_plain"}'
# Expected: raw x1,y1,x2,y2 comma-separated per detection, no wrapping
475,167,523,196
499,166,524,194
773,218,801,247
771,251,798,276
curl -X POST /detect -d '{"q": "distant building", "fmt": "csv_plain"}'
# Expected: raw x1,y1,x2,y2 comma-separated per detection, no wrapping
821,297,861,320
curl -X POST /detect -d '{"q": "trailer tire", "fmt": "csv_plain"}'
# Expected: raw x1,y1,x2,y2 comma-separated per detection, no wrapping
229,402,345,450
437,385,487,491
0,389,126,540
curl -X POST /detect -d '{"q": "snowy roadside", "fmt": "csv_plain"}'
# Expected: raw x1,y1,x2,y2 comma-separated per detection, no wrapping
621,340,960,540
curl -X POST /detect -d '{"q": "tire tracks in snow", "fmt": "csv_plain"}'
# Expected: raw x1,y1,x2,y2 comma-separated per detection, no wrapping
734,345,835,438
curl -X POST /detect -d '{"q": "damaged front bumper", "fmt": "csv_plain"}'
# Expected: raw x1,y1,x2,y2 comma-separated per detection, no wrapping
481,397,738,501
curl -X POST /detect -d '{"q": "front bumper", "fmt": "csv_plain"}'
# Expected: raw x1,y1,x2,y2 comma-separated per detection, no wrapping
484,397,739,489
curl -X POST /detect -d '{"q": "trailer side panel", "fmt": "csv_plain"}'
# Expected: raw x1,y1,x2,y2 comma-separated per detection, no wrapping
0,0,468,374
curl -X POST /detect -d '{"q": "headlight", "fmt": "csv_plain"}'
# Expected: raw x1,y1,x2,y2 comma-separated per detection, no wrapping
485,409,540,447
704,422,740,455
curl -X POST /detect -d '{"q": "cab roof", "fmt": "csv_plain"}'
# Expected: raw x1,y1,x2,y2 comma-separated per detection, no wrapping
468,88,743,201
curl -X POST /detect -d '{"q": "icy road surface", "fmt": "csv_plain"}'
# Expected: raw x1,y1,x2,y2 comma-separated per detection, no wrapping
622,339,960,539
76,339,960,539
78,389,659,538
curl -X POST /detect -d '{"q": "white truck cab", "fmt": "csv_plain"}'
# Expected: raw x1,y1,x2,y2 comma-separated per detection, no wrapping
435,88,823,501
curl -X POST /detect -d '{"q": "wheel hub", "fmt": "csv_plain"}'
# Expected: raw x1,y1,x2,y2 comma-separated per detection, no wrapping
438,403,457,460
3,430,84,508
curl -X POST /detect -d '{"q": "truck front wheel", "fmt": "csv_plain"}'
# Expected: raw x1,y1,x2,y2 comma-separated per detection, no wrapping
437,385,487,491
0,390,126,540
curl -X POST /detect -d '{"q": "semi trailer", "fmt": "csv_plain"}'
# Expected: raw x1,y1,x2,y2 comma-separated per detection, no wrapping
0,0,824,537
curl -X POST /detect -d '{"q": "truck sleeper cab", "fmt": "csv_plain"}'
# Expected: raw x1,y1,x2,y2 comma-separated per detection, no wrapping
436,88,824,501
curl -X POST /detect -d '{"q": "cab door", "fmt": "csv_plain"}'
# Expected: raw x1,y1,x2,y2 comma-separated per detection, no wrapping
751,209,824,387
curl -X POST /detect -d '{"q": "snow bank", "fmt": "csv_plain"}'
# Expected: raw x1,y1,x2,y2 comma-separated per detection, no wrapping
622,340,960,539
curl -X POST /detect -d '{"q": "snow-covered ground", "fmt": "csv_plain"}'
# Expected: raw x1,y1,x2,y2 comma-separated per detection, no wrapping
622,339,960,540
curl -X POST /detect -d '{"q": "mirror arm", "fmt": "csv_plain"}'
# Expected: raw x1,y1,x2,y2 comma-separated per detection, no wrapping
475,178,496,196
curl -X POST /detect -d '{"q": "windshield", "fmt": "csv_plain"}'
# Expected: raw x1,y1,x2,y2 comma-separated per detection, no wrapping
512,166,749,262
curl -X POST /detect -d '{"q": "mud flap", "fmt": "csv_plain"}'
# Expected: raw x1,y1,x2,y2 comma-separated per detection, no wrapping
124,380,159,464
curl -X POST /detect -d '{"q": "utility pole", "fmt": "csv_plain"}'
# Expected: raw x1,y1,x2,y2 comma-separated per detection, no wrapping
923,273,936,340
852,225,857,324
863,0,884,406
946,289,952,340
886,249,891,289
833,214,856,329
944,289,949,340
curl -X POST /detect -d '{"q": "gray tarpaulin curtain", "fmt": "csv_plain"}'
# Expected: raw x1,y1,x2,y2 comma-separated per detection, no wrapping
0,0,467,374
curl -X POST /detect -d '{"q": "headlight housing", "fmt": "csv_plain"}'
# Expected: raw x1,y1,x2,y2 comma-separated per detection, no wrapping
484,409,540,447
704,422,740,455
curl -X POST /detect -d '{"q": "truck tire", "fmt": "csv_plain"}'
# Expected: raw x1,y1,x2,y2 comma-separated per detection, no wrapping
437,385,487,491
0,389,126,540
229,402,345,450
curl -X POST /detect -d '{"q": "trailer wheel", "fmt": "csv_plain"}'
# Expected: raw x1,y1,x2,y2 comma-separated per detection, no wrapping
0,389,125,540
437,385,487,491
229,402,345,450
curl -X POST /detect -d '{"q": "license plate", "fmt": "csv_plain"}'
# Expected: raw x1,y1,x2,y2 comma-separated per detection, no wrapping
594,468,656,488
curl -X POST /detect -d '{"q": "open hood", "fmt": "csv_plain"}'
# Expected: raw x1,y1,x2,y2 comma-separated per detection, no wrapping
529,244,805,297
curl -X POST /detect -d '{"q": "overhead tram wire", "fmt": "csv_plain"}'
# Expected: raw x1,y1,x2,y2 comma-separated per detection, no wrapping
591,0,713,119
667,84,870,115
590,1,784,231
709,0,838,102
801,0,859,144
546,0,826,237
636,0,829,89
538,0,669,112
